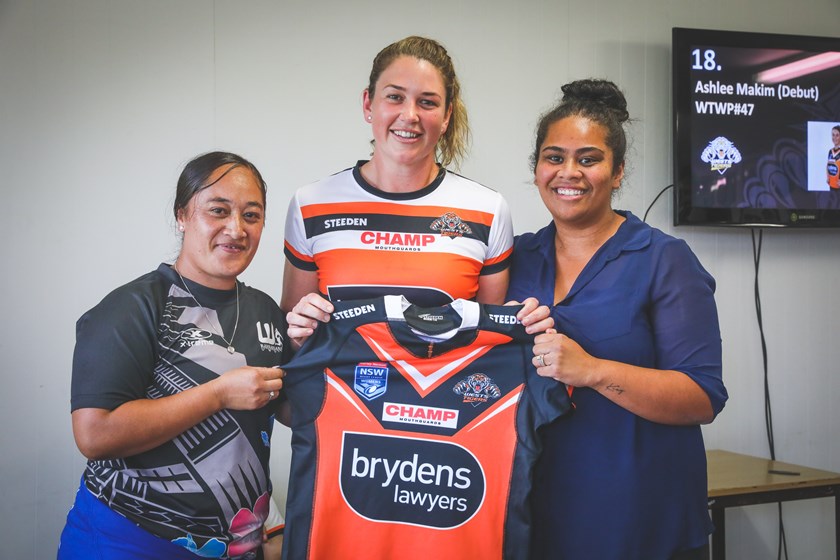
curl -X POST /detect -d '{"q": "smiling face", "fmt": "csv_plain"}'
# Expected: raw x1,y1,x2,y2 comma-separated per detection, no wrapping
362,55,452,171
175,165,265,289
832,127,840,148
534,115,624,229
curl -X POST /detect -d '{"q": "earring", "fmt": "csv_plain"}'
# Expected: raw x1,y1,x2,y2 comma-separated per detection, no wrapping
179,224,185,232
367,115,372,121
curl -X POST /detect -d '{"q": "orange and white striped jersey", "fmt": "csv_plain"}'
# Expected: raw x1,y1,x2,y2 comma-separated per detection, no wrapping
283,162,513,306
828,148,840,189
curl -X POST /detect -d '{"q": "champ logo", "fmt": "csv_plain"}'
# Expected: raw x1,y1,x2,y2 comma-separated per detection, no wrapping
382,402,459,429
359,231,435,252
453,373,501,407
354,362,388,401
340,432,485,528
700,136,743,175
256,322,284,353
430,212,472,238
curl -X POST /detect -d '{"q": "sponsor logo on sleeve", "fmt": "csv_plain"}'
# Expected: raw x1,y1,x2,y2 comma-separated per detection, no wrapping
382,402,459,429
488,313,519,325
354,362,388,401
332,303,377,320
340,432,485,528
453,373,501,407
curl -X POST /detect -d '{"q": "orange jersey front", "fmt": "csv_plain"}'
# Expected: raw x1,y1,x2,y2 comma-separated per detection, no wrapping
283,163,513,306
828,147,840,189
281,297,572,560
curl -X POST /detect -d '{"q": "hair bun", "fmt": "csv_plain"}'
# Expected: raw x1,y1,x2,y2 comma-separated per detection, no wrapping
561,79,629,123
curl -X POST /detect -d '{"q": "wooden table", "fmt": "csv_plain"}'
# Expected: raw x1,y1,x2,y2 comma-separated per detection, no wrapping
707,449,840,559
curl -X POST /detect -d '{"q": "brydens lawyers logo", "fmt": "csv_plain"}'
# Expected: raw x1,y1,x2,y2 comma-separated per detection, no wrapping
340,432,485,528
430,212,472,238
354,362,388,401
453,373,501,407
382,402,459,429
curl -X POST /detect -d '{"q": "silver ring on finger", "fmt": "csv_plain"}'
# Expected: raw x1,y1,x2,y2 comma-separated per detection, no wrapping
269,390,275,400
536,354,546,368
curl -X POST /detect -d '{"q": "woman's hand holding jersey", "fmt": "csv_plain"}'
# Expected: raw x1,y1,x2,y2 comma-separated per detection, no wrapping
286,292,554,350
72,365,284,461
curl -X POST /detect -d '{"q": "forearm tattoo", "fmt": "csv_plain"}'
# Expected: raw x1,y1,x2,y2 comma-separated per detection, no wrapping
606,383,625,395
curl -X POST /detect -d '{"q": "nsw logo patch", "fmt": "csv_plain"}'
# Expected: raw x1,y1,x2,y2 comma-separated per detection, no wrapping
354,361,389,401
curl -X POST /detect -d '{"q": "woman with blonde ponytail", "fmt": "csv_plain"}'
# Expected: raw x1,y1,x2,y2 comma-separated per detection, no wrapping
282,36,547,347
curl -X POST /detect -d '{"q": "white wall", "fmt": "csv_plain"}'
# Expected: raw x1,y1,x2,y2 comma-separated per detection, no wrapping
2,0,839,557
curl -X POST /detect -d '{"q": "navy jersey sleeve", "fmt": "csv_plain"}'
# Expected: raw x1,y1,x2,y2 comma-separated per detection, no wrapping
481,303,573,435
524,363,573,428
281,304,366,427
71,278,163,411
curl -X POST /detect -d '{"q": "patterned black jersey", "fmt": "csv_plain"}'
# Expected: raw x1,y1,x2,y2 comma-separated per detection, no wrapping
71,264,290,559
281,296,572,560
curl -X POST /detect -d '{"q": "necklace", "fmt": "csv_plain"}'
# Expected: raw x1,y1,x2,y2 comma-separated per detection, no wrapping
173,266,240,354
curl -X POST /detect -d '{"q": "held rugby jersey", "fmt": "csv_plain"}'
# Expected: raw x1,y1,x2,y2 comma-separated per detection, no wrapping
283,162,513,306
281,296,572,560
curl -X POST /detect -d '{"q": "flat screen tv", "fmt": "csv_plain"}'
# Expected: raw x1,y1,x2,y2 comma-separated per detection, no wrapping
672,27,840,227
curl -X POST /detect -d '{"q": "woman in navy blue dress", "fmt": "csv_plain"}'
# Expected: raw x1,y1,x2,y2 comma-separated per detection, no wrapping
508,79,728,560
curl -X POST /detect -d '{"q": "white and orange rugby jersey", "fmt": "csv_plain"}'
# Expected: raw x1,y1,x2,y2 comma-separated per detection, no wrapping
828,148,840,189
283,162,514,306
281,296,573,560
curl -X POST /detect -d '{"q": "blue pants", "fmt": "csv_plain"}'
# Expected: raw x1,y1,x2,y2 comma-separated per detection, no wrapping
57,481,222,560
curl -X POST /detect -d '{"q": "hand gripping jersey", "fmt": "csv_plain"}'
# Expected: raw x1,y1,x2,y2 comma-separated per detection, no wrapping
281,296,572,560
283,162,513,306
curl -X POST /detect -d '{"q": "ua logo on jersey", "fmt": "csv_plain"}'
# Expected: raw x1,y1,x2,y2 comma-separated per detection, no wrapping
354,362,388,401
257,321,284,353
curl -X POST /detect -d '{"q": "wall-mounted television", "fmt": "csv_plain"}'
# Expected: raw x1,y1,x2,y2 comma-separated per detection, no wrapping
672,27,840,227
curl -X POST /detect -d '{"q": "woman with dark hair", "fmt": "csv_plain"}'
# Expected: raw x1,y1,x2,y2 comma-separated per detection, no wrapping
282,36,548,345
58,151,289,559
507,79,728,560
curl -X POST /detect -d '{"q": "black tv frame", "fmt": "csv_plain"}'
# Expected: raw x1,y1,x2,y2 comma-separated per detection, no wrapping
673,27,840,228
